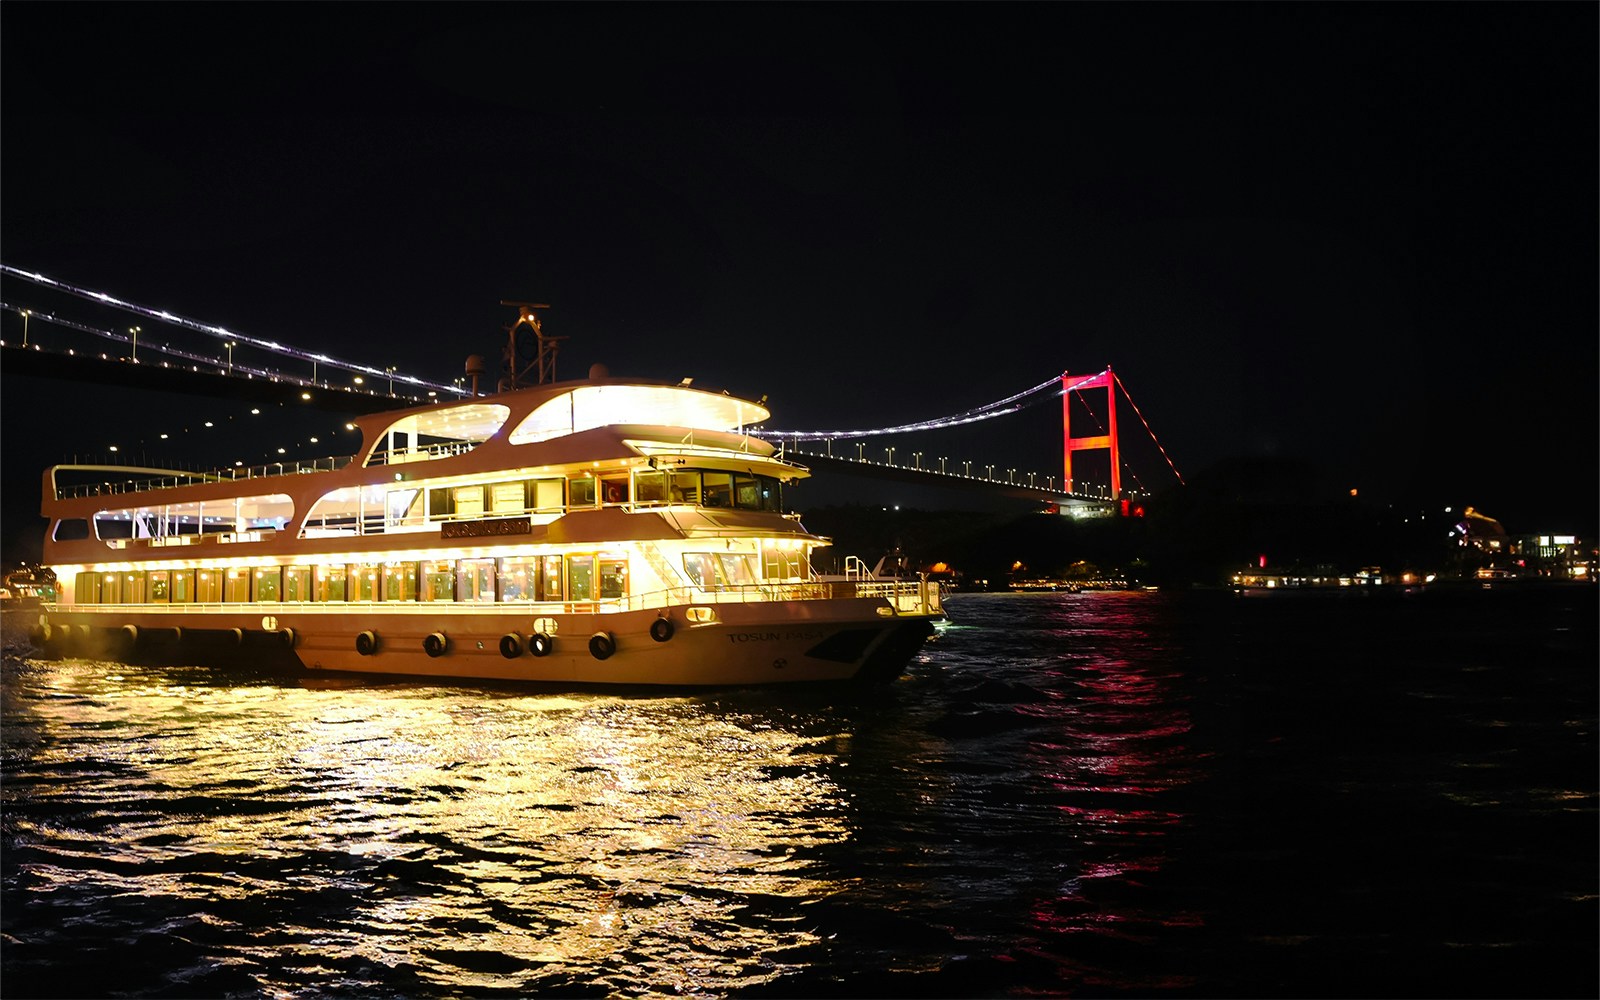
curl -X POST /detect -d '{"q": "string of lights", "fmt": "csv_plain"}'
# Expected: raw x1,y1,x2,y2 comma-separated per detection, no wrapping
765,372,1101,441
0,263,458,395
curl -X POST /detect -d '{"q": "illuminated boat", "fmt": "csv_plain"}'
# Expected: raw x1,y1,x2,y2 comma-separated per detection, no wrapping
30,364,943,686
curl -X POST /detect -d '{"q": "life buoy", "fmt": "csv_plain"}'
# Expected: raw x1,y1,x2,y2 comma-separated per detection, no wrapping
355,630,379,656
529,632,553,657
588,631,616,661
423,632,449,658
499,633,524,659
649,617,675,643
278,627,296,648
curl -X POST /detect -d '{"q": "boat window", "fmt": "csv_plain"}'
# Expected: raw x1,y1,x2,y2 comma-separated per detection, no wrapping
53,518,90,541
364,403,511,466
422,560,454,602
314,565,346,602
568,555,595,601
384,562,418,602
569,475,597,508
508,385,769,444
670,471,700,505
148,570,170,604
533,479,564,513
682,553,715,589
255,567,282,602
500,557,535,600
600,476,628,505
350,563,381,602
453,485,486,518
171,569,194,603
540,555,564,601
702,472,733,508
302,485,385,538
284,567,311,602
762,547,806,580
599,558,627,599
76,572,101,604
458,559,496,602
388,488,423,527
98,572,121,604
718,552,758,586
634,471,667,505
491,482,526,513
224,568,250,603
196,569,222,603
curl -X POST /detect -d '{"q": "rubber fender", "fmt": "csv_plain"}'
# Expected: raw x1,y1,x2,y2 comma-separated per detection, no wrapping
355,630,379,656
278,627,295,648
499,633,524,659
122,624,139,645
588,631,616,661
529,632,553,657
649,617,674,643
30,623,51,645
229,627,245,646
423,632,448,658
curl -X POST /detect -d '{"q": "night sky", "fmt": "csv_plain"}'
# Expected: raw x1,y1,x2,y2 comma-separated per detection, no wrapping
2,4,1595,563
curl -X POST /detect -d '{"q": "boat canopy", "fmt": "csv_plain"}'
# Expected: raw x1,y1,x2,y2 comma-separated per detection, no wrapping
509,385,770,446
371,403,512,449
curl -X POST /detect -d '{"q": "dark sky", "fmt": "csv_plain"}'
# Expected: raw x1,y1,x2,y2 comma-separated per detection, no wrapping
2,3,1596,556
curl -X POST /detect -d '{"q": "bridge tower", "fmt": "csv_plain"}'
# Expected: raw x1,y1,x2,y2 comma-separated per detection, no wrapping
1062,368,1120,498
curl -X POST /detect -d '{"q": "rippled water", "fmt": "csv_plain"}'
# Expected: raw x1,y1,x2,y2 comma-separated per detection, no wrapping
3,588,1595,998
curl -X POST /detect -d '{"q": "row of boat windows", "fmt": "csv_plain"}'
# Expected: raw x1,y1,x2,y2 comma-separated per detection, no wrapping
71,550,808,605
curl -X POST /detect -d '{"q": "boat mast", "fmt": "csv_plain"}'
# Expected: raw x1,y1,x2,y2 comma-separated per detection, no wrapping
498,301,566,391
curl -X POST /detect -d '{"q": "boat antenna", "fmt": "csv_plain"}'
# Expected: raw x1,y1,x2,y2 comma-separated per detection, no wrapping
498,301,565,391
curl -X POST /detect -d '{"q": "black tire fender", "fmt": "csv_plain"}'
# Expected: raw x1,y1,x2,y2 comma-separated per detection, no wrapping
650,617,674,643
588,631,616,661
355,630,379,656
529,632,553,657
499,633,524,659
423,632,448,658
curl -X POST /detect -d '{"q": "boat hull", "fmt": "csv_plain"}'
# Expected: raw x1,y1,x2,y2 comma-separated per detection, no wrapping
26,601,938,686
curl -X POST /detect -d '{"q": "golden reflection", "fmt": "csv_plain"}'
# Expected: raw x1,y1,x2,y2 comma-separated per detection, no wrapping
4,657,853,993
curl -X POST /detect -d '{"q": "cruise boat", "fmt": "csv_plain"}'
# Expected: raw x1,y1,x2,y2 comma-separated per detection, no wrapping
29,360,944,686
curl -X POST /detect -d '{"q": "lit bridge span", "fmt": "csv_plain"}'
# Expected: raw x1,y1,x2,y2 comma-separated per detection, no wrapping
1,264,1184,512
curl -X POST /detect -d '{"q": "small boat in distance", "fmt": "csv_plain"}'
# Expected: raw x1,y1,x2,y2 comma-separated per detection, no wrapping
29,308,944,685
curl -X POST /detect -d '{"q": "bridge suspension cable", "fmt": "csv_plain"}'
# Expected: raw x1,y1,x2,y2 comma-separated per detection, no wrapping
765,371,1106,441
0,263,457,395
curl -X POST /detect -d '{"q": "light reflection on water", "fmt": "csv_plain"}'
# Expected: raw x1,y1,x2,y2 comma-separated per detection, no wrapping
4,588,1594,998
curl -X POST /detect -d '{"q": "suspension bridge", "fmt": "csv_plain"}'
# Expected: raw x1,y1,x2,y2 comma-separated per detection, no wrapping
0,264,1184,514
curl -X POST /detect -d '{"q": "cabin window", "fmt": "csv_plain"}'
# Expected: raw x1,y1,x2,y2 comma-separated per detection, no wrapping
76,571,102,604
350,563,381,602
634,471,666,504
500,557,535,601
569,475,597,508
54,519,91,541
669,471,699,504
568,555,595,601
733,473,766,510
99,572,122,604
121,571,146,604
599,557,627,599
384,562,418,602
458,559,496,602
600,476,628,505
762,548,806,581
421,560,454,602
681,552,760,589
490,482,525,513
453,485,486,518
170,569,194,604
148,570,170,604
284,567,311,602
196,569,222,603
314,565,346,602
388,489,424,527
224,568,250,603
533,479,564,512
702,472,734,508
254,567,282,602
540,555,564,601
718,552,757,586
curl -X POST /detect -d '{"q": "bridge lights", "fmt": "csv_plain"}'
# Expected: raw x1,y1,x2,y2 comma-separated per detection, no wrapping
885,446,895,465
1027,472,1037,487
1007,468,1016,483
225,340,236,374
129,326,141,363
985,464,994,480
856,442,865,461
912,452,922,470
21,309,30,347
938,456,947,474
963,461,971,477
385,366,397,395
